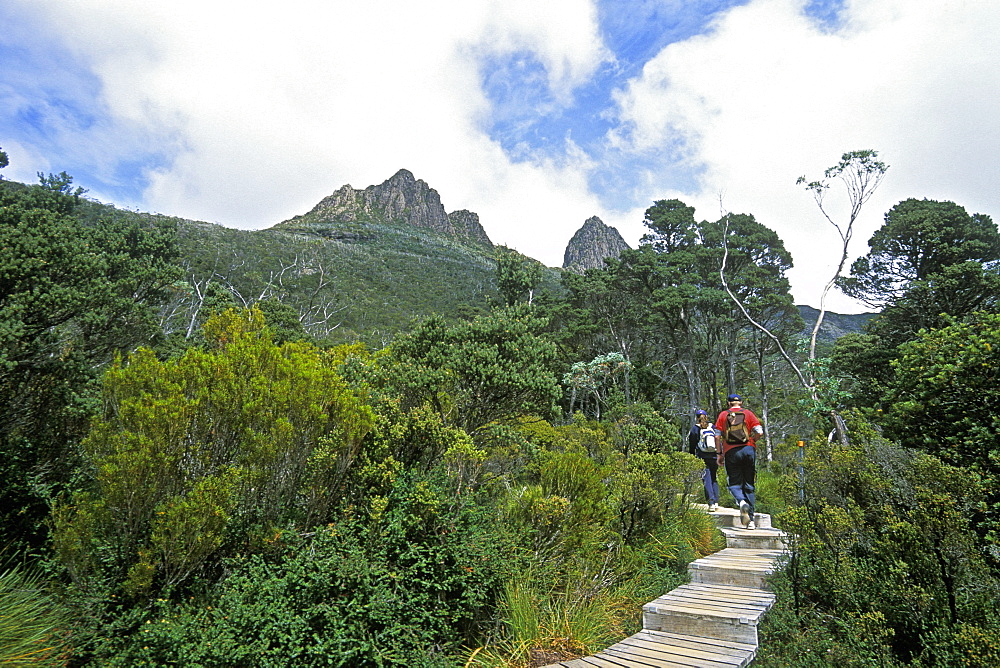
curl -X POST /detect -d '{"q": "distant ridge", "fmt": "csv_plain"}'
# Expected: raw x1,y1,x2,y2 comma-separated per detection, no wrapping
562,216,630,272
797,305,876,343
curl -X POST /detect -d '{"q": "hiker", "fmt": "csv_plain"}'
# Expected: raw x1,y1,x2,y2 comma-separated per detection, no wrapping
716,393,764,530
688,409,721,511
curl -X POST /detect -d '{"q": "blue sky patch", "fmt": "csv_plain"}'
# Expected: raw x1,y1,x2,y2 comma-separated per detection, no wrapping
479,0,749,211
0,7,164,201
802,0,846,31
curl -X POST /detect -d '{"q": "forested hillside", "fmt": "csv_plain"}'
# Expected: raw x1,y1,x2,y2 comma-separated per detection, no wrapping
2,148,999,667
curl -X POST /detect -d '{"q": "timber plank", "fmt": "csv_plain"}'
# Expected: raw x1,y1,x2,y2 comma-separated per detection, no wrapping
645,601,764,623
577,654,636,667
636,630,757,655
639,629,756,653
602,644,738,668
661,591,772,609
616,635,750,666
658,591,772,613
661,585,774,604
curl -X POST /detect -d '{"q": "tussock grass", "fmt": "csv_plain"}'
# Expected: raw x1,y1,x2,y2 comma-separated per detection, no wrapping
0,565,69,666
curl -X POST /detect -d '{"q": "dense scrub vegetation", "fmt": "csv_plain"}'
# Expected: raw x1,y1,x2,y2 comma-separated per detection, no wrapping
2,146,999,666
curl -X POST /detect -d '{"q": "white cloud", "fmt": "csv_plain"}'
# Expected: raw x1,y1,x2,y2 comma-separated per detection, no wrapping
609,0,1000,312
13,0,609,261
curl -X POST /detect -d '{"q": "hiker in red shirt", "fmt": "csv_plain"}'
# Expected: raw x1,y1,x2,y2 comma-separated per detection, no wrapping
716,393,763,530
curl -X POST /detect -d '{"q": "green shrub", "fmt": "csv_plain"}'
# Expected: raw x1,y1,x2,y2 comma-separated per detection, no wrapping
50,308,374,596
76,472,507,666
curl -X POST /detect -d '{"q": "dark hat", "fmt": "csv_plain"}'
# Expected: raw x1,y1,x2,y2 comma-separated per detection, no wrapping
727,394,742,401
695,409,708,416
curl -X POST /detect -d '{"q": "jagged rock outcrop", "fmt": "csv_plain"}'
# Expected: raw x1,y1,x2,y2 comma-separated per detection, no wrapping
287,169,492,247
562,216,630,272
448,209,493,248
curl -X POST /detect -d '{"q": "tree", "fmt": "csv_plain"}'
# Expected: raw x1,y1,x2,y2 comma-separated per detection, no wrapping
882,312,1000,566
389,306,561,435
642,199,698,255
797,150,888,362
720,151,887,446
839,198,1000,308
768,424,1000,665
558,201,800,424
0,172,180,552
830,199,1000,415
495,245,544,306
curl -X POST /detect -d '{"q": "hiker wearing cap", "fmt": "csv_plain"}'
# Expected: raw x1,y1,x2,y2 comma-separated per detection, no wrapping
688,409,722,511
715,394,764,530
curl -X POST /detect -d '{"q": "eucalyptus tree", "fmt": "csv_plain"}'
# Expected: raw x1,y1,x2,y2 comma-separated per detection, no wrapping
797,150,888,361
709,212,802,458
495,245,544,306
839,198,1000,308
723,150,889,445
831,199,1000,413
559,200,800,427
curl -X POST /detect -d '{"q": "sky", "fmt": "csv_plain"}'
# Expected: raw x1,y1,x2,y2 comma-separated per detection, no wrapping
2,0,998,314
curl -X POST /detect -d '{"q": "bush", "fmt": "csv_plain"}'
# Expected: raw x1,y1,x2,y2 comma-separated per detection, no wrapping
50,308,374,596
75,472,507,666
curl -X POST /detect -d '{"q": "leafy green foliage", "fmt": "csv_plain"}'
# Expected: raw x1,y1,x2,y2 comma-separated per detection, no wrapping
563,352,633,419
389,306,562,435
75,473,506,667
51,308,374,596
495,245,545,306
553,200,801,423
882,312,1000,559
840,198,1000,308
758,418,1000,666
0,175,180,552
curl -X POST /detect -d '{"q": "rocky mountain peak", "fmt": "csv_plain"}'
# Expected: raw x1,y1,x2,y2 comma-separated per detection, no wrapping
563,216,630,272
286,170,492,247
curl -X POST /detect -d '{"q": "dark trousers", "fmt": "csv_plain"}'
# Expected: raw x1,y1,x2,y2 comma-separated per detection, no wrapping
699,453,720,504
725,445,756,519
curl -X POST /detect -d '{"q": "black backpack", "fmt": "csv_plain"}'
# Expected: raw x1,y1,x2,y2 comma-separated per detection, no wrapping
725,410,749,445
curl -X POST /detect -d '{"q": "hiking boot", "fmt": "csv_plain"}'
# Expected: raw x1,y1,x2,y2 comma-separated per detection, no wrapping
708,503,718,512
739,500,751,527
746,520,756,530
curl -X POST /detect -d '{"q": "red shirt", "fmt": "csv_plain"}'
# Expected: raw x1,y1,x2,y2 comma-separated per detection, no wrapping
715,407,761,459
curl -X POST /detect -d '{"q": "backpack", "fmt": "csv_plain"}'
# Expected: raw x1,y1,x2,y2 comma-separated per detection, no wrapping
725,410,750,445
697,428,719,453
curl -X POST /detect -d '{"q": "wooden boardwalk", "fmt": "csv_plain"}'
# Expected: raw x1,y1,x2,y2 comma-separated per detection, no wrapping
542,506,787,668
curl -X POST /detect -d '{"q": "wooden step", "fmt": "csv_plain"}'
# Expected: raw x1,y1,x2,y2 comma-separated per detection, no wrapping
719,526,788,551
693,503,773,529
542,629,757,667
687,547,783,590
643,582,776,646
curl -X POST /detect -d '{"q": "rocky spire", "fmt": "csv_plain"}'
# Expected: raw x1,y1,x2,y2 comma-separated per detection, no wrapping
562,216,630,272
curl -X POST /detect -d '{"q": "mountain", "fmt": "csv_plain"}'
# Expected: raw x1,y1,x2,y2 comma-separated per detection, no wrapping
797,305,876,344
8,172,873,348
562,216,630,272
277,168,493,248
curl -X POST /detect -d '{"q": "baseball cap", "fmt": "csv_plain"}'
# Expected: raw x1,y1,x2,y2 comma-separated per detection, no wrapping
727,394,742,401
695,409,707,416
